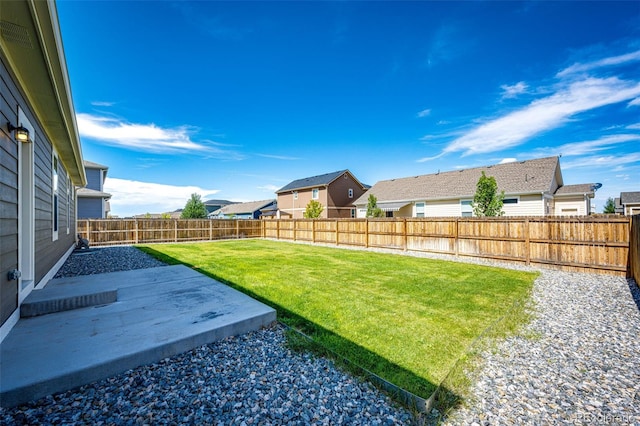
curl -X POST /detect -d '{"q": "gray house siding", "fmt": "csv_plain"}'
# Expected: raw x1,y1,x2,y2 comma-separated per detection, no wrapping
77,198,103,219
85,167,102,191
1,62,20,325
1,56,77,327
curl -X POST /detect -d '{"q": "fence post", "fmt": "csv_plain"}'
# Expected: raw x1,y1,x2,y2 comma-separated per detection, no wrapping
403,218,407,251
525,218,530,265
135,219,139,244
335,219,339,246
174,219,178,242
312,219,316,243
236,220,239,239
293,220,297,241
454,218,459,256
209,220,213,240
365,219,369,248
276,220,280,240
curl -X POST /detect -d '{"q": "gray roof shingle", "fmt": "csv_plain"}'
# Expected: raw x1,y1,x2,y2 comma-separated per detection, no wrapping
554,184,595,196
354,156,561,205
276,170,348,193
620,191,640,204
218,199,275,215
83,160,108,169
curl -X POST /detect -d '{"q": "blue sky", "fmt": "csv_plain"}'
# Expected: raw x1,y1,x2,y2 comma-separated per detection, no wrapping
57,1,640,217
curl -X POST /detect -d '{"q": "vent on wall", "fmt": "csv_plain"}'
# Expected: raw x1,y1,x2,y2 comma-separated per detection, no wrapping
0,21,33,48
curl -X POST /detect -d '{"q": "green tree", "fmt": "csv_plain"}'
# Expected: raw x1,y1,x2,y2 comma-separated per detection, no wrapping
161,212,172,219
472,172,505,217
603,197,616,214
303,200,324,218
366,194,384,218
181,193,208,219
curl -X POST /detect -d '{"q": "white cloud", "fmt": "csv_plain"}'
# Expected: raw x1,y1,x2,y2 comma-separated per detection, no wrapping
104,177,219,217
436,77,640,157
629,97,640,106
626,123,640,130
557,49,640,77
417,109,432,118
257,184,280,192
500,82,528,99
90,101,115,107
499,158,517,164
77,113,239,157
536,134,640,157
257,153,301,161
561,153,640,169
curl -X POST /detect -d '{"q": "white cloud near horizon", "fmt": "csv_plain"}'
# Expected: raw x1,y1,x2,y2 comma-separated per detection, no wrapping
499,158,517,164
104,177,220,217
500,82,528,99
557,49,640,77
257,184,280,192
77,113,240,158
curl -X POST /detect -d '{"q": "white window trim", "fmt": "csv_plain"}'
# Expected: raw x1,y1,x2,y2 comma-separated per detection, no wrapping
293,191,298,200
415,202,425,218
52,153,59,241
348,188,353,198
312,188,319,199
503,196,520,204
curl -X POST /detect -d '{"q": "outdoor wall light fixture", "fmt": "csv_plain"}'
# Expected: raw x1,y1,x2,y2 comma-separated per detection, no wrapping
7,122,31,143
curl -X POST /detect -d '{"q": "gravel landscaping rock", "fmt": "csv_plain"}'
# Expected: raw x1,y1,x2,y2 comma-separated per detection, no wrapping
442,271,640,426
4,245,639,425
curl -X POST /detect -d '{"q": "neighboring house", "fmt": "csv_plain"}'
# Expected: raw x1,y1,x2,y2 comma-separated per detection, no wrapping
203,199,236,215
276,170,369,219
77,160,111,219
354,157,595,218
618,192,640,216
614,197,624,215
259,202,279,219
211,200,277,219
1,0,87,340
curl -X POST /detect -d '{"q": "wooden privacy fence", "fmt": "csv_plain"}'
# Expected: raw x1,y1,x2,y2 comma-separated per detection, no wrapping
78,219,262,246
264,216,634,276
78,216,638,277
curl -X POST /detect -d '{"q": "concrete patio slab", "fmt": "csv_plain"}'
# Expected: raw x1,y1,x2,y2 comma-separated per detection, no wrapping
0,265,276,408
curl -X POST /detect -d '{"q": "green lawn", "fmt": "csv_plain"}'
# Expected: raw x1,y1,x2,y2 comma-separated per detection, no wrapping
139,240,537,398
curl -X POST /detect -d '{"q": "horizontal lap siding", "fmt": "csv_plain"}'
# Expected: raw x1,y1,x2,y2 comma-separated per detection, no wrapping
0,64,19,325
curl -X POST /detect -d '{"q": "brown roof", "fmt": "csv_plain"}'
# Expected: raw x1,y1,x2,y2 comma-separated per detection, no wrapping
354,156,561,205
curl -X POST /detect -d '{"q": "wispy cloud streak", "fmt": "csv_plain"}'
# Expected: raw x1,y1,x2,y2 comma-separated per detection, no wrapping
77,113,241,159
557,49,640,77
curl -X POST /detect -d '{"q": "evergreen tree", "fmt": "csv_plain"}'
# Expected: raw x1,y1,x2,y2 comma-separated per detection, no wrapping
303,200,324,218
366,194,384,218
603,197,616,214
181,193,208,219
472,172,505,217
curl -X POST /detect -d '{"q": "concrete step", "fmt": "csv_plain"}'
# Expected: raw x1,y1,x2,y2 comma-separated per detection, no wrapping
2,265,276,408
20,286,118,318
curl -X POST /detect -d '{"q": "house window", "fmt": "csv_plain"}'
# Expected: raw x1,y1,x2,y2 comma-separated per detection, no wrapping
503,198,518,204
385,211,394,218
293,191,298,200
351,208,356,218
461,200,473,217
348,188,353,199
312,188,319,199
52,155,59,240
415,202,425,218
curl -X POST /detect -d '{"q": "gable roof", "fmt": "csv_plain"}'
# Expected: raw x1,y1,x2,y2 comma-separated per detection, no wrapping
204,199,235,206
218,199,276,215
84,160,108,170
77,188,111,199
354,156,561,205
554,184,595,197
277,170,364,193
620,191,640,204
